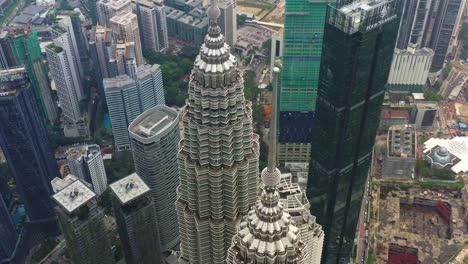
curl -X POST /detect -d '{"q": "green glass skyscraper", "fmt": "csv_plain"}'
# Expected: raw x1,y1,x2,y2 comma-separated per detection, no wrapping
278,0,334,163
307,0,401,263
11,29,58,122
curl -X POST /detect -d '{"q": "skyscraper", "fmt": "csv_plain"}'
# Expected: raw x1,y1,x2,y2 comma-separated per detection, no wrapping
176,4,259,263
104,64,165,150
114,41,138,78
53,180,114,264
110,173,160,264
110,12,145,65
10,28,58,122
66,144,108,195
0,192,17,264
133,0,169,53
0,31,16,69
0,68,60,221
226,68,319,264
278,0,334,164
395,0,419,49
307,1,401,262
128,105,180,258
218,0,237,47
96,0,132,26
89,25,115,96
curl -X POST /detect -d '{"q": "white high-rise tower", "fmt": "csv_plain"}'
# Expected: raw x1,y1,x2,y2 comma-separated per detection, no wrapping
175,2,260,263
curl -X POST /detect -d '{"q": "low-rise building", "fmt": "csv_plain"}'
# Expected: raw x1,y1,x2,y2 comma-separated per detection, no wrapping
423,137,468,174
379,110,410,131
412,101,439,130
382,125,417,180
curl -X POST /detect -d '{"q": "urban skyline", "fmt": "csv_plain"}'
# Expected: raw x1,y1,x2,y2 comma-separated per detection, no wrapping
0,0,467,263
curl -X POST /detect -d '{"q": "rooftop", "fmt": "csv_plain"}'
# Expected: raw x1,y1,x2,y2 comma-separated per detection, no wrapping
110,12,137,25
381,109,409,120
103,74,134,90
129,105,179,141
66,144,101,162
46,43,63,53
416,101,439,110
387,125,416,158
52,180,96,214
51,174,79,193
423,137,468,174
109,173,150,205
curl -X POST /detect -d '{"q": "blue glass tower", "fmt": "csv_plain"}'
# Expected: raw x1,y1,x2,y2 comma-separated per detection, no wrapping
0,68,60,222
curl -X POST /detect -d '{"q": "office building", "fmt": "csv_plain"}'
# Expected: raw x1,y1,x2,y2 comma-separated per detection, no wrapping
0,193,17,264
176,4,259,263
387,44,434,92
104,64,165,150
382,125,417,179
96,0,132,26
53,180,114,264
0,31,16,69
133,0,169,53
110,173,160,264
0,68,59,221
218,0,236,47
66,144,108,195
424,0,463,72
278,0,334,164
110,12,145,65
412,101,439,130
10,29,58,122
395,0,419,49
226,68,311,264
307,1,401,262
410,0,433,46
128,105,180,255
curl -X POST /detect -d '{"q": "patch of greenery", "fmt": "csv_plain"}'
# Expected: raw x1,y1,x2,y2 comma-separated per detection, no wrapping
464,255,468,264
424,88,442,102
367,247,376,264
59,0,73,10
31,238,59,263
144,47,198,107
104,151,135,184
243,70,257,101
415,159,456,180
237,14,250,26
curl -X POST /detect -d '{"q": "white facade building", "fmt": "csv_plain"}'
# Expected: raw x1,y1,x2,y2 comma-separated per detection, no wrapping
110,12,145,65
387,44,434,91
218,0,237,47
66,144,108,195
96,0,132,26
128,105,180,255
133,0,169,53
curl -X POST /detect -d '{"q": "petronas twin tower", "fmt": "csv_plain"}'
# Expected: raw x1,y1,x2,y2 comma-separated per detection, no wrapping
175,2,322,263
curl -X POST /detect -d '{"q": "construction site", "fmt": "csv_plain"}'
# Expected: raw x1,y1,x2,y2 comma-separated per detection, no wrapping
370,184,468,263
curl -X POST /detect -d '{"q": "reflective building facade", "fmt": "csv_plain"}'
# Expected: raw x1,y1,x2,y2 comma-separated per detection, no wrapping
307,1,401,262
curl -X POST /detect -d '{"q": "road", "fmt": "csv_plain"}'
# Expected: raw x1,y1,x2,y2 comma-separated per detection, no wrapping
355,176,371,263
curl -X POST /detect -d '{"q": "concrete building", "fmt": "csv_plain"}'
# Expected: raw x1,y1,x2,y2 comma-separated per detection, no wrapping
0,68,60,222
128,105,180,255
104,64,165,150
96,0,132,26
53,180,114,264
110,173,160,264
387,45,434,92
112,41,137,78
382,125,417,179
66,144,108,196
176,4,259,263
218,0,236,47
412,101,439,130
423,137,468,174
165,7,208,45
110,12,144,65
89,25,115,96
379,109,410,131
395,0,419,49
0,31,16,69
51,174,79,193
133,0,169,53
226,68,314,264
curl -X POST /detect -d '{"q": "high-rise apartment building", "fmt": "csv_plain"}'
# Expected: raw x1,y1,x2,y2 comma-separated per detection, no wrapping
114,41,138,78
97,0,132,26
176,4,259,263
307,1,401,262
133,0,169,53
89,25,115,96
128,105,180,257
110,173,160,264
81,0,98,23
226,67,315,264
66,144,108,195
110,12,145,65
104,64,165,150
53,180,114,264
0,68,59,221
10,28,58,122
0,193,17,264
218,0,237,47
278,0,334,164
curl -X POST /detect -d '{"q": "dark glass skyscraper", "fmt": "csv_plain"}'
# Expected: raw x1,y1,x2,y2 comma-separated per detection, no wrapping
0,192,17,264
307,1,401,263
0,68,60,222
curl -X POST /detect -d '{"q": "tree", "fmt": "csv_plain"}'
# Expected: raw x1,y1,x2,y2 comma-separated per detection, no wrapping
424,89,441,102
237,14,249,26
415,159,455,180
